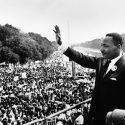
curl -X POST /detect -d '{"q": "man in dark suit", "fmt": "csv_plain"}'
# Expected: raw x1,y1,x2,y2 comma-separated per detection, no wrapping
53,26,125,125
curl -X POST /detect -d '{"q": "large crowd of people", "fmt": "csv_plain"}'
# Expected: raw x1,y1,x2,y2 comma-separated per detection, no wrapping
0,51,95,125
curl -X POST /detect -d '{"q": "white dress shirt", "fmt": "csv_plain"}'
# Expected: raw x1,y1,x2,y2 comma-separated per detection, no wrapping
106,51,123,74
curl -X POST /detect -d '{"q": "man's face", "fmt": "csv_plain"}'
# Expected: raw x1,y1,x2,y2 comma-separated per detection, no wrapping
100,36,119,59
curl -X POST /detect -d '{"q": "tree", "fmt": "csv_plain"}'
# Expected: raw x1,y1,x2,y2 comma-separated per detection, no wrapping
13,43,30,64
28,32,54,59
0,24,56,64
0,25,11,44
0,46,19,64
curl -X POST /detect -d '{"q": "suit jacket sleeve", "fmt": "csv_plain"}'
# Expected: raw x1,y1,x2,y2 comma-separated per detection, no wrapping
64,47,98,69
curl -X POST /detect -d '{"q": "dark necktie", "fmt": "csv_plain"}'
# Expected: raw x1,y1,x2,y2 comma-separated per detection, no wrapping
103,59,111,77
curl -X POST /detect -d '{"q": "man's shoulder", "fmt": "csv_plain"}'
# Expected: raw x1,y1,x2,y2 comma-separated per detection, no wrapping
118,56,125,66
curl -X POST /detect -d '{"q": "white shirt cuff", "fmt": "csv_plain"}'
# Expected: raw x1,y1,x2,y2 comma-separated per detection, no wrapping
58,45,69,53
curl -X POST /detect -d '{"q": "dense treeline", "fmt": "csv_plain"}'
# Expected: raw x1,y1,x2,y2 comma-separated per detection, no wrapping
0,24,57,64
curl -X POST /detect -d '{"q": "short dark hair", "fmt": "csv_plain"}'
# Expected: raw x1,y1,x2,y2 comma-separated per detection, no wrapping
106,33,123,46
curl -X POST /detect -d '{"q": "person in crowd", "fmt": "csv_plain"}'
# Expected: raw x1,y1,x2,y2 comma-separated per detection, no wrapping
0,31,97,124
53,25,125,125
74,111,84,125
0,56,92,124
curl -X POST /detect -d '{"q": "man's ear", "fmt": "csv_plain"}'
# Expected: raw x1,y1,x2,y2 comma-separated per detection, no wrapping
117,44,122,49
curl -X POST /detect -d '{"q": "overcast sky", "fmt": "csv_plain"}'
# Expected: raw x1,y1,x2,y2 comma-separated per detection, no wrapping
0,0,125,45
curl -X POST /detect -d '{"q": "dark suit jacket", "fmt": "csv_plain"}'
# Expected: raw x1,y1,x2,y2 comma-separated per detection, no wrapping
64,47,125,125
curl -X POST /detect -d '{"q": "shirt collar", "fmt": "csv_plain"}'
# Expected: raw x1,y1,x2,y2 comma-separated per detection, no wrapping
110,51,123,64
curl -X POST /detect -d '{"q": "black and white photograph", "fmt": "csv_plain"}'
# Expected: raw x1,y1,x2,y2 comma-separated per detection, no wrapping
0,0,125,125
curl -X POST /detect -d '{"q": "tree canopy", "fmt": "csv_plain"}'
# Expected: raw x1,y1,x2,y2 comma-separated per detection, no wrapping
0,24,56,64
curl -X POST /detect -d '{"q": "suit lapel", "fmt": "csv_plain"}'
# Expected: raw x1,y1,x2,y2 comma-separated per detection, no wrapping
104,56,124,79
102,59,110,78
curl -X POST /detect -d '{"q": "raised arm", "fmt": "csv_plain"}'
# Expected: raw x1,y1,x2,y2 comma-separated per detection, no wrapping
53,25,62,46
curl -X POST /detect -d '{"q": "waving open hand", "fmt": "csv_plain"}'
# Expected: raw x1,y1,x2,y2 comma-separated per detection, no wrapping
53,25,62,45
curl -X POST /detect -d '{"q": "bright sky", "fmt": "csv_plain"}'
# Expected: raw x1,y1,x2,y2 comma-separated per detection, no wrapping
0,0,125,45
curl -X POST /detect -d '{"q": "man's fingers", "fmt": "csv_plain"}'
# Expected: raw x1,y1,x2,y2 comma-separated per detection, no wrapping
53,30,56,33
55,25,58,29
54,25,60,33
54,25,58,31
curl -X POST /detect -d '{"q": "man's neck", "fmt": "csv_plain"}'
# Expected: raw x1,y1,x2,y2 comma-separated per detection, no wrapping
111,51,122,62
